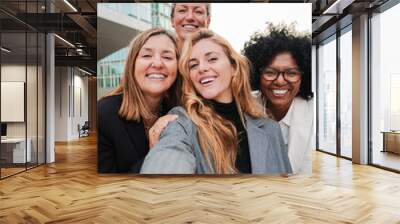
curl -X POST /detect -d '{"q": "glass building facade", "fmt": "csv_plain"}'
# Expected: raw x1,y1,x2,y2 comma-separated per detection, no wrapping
97,3,172,99
152,3,174,32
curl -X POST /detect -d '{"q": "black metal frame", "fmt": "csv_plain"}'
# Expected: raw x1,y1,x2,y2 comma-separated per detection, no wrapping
25,2,28,172
367,10,373,166
336,23,341,157
315,44,319,151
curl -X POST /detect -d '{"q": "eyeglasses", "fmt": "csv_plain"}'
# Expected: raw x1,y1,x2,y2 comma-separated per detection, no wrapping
261,67,302,83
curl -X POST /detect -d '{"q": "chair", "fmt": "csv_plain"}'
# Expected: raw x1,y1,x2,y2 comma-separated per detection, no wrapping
78,121,90,138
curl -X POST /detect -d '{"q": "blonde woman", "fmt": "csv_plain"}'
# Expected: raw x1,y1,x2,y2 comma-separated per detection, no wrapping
97,28,181,173
141,29,292,174
170,3,211,42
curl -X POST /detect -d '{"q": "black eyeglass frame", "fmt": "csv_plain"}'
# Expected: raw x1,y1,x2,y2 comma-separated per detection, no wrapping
260,67,302,83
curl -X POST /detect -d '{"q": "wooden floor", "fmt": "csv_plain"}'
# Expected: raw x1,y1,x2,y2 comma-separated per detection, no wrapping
0,167,26,178
1,135,400,223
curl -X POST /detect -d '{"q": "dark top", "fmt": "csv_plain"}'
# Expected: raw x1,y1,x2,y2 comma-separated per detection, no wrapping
97,94,169,173
211,101,252,173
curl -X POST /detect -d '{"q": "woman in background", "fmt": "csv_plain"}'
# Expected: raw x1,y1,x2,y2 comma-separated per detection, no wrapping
170,3,211,43
141,29,292,174
243,23,313,175
97,28,180,173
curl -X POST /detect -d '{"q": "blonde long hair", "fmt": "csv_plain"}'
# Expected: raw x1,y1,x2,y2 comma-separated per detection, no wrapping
179,29,264,174
105,28,181,122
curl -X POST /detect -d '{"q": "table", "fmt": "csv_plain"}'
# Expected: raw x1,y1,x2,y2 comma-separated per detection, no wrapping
381,131,400,154
1,138,32,163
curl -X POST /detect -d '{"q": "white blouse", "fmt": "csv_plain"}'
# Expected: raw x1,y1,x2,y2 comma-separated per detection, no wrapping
255,92,314,175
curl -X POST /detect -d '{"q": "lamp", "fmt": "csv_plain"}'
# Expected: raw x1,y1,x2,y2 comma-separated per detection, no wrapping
1,47,11,53
63,0,78,12
322,0,355,15
54,34,75,48
78,67,93,76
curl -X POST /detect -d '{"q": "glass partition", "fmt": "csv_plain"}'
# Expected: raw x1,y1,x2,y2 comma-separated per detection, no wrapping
0,1,46,179
1,30,28,177
38,32,45,165
27,31,38,169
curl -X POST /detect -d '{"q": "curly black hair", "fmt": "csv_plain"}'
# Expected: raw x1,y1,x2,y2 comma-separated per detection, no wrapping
242,23,313,100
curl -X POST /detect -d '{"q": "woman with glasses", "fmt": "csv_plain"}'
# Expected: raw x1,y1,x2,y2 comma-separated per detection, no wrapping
140,29,292,174
243,23,313,175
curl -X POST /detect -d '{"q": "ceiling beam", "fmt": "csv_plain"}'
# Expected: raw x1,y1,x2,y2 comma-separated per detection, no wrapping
55,55,96,74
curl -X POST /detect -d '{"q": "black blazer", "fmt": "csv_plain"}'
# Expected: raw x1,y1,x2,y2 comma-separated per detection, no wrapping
97,94,149,173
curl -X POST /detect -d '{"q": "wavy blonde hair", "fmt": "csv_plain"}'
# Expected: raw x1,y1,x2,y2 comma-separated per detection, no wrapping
179,29,264,174
105,28,181,122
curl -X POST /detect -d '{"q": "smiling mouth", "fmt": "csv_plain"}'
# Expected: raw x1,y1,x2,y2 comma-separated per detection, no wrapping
146,73,167,80
182,24,199,31
199,76,216,86
272,89,288,96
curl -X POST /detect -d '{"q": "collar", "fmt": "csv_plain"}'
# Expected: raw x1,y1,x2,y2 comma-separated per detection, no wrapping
279,99,295,127
244,113,264,128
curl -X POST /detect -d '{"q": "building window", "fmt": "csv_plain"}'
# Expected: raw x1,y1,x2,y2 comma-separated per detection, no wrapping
317,35,337,155
339,26,352,158
371,3,400,171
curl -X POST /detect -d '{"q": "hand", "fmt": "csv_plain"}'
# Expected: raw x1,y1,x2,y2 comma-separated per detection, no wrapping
148,114,178,149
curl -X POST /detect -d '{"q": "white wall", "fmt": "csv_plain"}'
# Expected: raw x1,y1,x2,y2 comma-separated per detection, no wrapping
1,64,26,81
55,67,69,141
54,67,89,141
1,65,37,138
1,63,46,164
1,65,26,141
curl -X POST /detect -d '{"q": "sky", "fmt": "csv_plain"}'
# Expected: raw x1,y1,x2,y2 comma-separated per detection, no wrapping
209,3,312,52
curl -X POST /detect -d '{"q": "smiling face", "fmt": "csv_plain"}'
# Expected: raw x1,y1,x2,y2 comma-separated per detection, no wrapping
188,38,234,103
171,3,210,40
260,52,301,110
134,34,178,98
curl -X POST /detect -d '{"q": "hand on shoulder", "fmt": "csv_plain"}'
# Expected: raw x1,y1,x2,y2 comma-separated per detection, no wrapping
148,114,178,148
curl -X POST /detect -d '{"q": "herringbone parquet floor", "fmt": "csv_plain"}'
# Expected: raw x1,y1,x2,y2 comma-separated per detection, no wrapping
1,135,400,223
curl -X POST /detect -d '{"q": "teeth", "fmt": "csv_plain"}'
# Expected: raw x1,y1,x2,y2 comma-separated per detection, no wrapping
272,89,288,95
147,74,166,80
183,24,197,29
200,77,215,85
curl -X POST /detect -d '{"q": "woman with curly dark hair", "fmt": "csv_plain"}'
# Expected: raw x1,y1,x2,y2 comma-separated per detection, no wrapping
243,23,313,175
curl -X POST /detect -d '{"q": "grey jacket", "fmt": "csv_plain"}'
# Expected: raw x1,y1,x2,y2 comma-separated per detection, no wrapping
140,107,292,174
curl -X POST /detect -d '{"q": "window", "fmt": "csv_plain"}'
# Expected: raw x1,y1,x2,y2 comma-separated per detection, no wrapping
371,3,400,171
339,27,352,158
317,35,337,155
